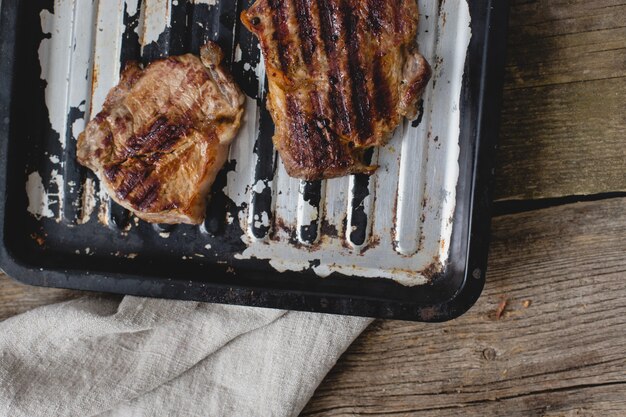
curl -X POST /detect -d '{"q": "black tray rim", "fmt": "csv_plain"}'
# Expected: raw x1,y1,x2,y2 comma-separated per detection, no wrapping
0,0,509,322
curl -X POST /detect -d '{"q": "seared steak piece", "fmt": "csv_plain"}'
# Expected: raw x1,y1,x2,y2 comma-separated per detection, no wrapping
77,42,245,225
242,0,431,180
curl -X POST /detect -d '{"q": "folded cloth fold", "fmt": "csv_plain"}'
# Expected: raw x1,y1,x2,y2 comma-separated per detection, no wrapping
0,296,371,417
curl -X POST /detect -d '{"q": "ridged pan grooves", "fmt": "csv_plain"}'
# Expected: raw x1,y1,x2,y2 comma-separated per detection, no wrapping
31,0,471,286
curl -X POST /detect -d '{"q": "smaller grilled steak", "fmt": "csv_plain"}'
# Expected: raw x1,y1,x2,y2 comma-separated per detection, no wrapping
77,42,245,224
242,0,432,180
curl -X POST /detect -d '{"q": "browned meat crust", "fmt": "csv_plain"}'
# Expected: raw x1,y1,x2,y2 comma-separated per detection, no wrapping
242,0,431,180
77,42,246,225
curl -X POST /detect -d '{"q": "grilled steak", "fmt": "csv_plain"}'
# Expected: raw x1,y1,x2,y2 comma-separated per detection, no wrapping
242,0,431,180
77,42,245,225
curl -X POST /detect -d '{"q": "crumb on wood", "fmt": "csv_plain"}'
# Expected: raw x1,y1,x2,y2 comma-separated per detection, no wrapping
522,299,532,308
495,296,508,320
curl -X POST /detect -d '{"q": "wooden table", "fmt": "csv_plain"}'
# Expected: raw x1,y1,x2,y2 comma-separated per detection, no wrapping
2,0,625,415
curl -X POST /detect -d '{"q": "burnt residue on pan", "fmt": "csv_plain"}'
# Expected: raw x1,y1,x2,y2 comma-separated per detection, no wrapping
27,0,472,287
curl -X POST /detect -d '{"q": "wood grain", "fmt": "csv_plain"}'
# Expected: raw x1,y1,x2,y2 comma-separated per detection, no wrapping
303,197,626,416
0,272,87,321
495,0,626,200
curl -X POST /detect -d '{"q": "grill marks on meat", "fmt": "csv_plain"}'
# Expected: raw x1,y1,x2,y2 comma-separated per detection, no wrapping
124,116,192,156
344,5,374,143
293,0,316,66
242,0,431,180
77,42,245,225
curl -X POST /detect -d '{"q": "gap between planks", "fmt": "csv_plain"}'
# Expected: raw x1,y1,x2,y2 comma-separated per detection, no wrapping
493,191,626,216
495,0,626,201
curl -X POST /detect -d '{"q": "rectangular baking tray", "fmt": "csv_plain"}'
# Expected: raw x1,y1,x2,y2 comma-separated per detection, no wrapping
0,0,508,322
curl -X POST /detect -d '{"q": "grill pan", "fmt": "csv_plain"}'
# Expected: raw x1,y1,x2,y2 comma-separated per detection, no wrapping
0,0,508,321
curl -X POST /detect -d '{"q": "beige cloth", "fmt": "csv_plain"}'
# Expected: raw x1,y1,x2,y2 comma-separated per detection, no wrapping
0,296,371,417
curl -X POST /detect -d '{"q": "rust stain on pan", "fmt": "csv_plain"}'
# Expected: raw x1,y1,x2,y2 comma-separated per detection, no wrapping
359,234,381,253
319,218,339,238
418,305,439,321
420,255,444,281
90,63,100,115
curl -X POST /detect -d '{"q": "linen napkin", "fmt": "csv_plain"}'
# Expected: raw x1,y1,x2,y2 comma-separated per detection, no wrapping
0,296,371,417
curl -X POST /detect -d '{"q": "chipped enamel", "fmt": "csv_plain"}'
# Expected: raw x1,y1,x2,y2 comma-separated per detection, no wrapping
34,0,471,286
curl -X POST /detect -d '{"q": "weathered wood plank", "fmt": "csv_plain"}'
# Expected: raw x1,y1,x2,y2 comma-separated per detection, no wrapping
0,272,88,321
495,0,626,200
303,197,626,416
497,77,626,200
305,384,626,417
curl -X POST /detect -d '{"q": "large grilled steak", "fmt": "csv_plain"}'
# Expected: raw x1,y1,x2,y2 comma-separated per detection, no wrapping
242,0,431,180
77,42,245,225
